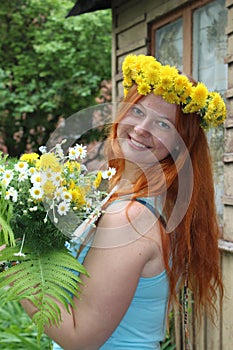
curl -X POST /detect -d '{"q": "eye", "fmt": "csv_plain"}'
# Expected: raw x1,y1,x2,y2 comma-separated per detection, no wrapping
131,106,145,118
157,120,171,130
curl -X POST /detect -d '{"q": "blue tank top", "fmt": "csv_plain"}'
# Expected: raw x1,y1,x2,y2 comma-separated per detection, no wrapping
53,198,169,350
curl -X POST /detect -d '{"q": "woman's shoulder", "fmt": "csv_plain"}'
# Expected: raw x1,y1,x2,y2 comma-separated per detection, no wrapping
93,198,161,251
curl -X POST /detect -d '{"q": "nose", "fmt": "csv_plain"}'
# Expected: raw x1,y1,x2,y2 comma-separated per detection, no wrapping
134,117,152,137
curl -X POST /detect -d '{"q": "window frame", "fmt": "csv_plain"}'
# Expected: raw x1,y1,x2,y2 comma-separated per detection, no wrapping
149,0,214,76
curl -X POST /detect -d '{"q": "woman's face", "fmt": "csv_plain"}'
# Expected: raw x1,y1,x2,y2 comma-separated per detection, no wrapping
117,93,178,169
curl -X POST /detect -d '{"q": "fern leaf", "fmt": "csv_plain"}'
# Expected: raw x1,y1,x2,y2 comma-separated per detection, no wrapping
0,246,88,340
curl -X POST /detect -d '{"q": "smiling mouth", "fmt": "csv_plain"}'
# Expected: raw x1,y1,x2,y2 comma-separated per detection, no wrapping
129,137,151,149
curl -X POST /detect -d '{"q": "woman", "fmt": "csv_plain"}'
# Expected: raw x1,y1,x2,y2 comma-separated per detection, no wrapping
22,54,225,349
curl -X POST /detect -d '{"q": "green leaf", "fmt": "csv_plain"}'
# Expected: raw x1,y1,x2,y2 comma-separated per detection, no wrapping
0,185,15,246
0,246,88,341
0,287,51,349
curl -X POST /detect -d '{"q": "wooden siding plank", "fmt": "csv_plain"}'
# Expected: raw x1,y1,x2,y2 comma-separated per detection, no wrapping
117,22,147,48
194,317,205,350
222,252,233,349
222,195,233,206
226,87,233,98
114,14,146,34
147,0,187,23
225,25,233,35
223,153,233,162
224,54,233,64
223,205,233,241
219,239,233,253
205,297,221,350
225,127,233,152
225,118,233,128
226,0,233,8
115,0,145,27
224,165,233,197
116,38,147,56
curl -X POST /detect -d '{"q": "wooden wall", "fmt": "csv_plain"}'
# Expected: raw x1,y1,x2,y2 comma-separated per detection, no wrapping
111,0,188,101
111,0,233,348
221,1,233,349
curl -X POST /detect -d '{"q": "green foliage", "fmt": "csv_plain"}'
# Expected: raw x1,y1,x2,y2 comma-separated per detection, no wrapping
0,245,88,341
161,311,176,349
0,0,112,156
0,185,15,246
11,209,68,253
0,287,51,349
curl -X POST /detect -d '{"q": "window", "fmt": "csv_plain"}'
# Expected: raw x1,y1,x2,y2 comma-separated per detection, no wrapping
150,0,227,222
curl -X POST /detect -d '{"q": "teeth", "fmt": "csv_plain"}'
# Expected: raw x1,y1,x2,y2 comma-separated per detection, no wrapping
131,138,147,148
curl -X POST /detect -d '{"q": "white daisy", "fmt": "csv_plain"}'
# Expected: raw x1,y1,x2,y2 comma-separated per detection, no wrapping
62,191,72,202
0,165,5,174
74,144,87,160
30,172,42,186
39,146,47,154
14,161,28,173
29,186,44,200
28,167,36,176
101,167,116,180
55,144,64,158
51,172,62,186
2,170,14,187
57,201,70,216
53,187,63,201
68,146,79,160
5,187,18,202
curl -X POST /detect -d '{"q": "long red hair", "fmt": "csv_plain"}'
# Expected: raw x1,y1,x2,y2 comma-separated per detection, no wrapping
105,85,223,318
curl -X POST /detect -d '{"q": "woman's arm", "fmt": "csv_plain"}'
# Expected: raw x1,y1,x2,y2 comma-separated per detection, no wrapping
22,200,162,350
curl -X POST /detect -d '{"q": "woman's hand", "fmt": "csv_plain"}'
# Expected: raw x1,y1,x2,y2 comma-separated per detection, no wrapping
0,244,6,251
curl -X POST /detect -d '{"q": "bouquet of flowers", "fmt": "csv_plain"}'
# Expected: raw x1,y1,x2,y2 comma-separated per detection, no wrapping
0,140,116,340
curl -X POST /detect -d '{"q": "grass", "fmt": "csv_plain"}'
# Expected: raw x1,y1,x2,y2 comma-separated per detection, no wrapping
0,287,51,349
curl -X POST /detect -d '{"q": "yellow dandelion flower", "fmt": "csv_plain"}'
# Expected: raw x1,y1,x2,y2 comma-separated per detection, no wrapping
160,67,175,89
144,68,160,86
38,153,61,172
69,187,86,206
123,77,133,89
209,92,221,108
137,82,151,95
94,171,102,188
42,180,55,196
68,179,76,190
135,76,143,86
161,65,178,79
20,153,39,163
163,92,180,105
190,83,208,108
122,54,135,74
153,85,166,96
174,75,190,94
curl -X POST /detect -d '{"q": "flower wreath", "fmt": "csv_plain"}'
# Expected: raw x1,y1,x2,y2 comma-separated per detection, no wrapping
122,54,226,130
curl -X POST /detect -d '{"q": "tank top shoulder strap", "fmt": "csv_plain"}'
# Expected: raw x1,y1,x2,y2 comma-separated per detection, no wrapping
135,198,166,227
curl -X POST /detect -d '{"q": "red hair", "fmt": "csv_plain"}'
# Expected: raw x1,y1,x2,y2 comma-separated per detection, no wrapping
105,85,223,318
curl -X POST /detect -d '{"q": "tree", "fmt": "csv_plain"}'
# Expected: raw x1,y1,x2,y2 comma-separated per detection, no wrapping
0,0,112,156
